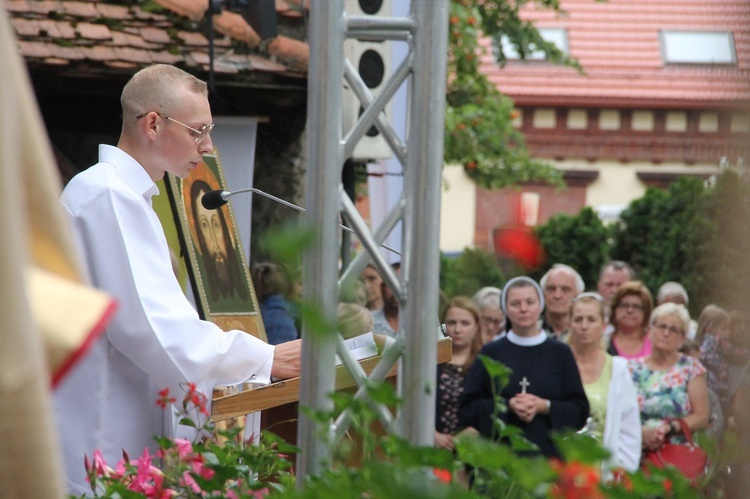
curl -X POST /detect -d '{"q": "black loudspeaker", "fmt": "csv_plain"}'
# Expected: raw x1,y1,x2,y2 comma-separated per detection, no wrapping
226,0,278,40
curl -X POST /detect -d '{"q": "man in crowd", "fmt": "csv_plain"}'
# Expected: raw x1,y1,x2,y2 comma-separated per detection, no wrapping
540,263,584,339
597,260,636,309
361,263,384,311
56,64,301,494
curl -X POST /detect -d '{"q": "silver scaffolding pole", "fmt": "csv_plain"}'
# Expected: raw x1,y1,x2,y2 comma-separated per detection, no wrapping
400,0,449,446
296,0,345,479
296,0,450,479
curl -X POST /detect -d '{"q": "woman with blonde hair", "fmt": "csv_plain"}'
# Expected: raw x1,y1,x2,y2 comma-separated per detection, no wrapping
435,296,483,451
567,293,641,472
607,281,654,359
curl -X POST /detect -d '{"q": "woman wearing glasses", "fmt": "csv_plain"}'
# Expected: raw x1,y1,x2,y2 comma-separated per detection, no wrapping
606,281,654,360
567,293,641,472
628,303,710,453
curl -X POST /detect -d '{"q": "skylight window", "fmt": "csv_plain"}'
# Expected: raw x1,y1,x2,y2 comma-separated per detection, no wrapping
660,31,736,64
500,28,568,60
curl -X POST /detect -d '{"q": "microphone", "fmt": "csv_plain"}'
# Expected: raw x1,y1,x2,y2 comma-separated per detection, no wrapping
201,187,400,255
201,188,304,213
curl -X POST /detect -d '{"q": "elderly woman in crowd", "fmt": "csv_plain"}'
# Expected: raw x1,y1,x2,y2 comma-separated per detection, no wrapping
472,286,505,344
629,303,710,453
607,281,654,360
656,281,697,340
460,277,589,459
434,296,483,451
567,293,641,472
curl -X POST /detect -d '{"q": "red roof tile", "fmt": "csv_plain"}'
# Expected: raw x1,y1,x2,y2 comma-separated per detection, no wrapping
62,1,99,17
479,0,750,108
75,22,111,40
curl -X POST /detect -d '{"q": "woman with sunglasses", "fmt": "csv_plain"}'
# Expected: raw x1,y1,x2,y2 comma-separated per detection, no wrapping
607,281,654,359
567,293,641,472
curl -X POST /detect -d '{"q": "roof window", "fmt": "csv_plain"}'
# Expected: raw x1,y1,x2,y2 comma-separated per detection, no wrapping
500,28,568,60
660,30,736,65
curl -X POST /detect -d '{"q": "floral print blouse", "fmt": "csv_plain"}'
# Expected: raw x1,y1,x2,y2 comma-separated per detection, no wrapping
628,355,706,440
436,363,466,435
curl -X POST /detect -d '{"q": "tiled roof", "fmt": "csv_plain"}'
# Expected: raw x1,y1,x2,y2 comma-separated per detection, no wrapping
4,0,310,81
479,0,750,108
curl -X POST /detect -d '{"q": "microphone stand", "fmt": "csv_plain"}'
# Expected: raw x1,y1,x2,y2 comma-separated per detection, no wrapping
218,187,401,256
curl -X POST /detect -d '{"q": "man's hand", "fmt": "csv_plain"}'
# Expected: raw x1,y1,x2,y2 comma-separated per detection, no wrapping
270,339,302,380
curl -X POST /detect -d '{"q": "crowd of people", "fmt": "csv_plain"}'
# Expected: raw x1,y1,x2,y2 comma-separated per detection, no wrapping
408,259,747,492
332,258,748,491
256,253,749,490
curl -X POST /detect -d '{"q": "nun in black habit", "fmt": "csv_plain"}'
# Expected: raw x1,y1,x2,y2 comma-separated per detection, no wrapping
459,276,589,459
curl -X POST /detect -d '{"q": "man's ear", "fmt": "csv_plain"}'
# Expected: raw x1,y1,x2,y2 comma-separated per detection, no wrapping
141,112,159,141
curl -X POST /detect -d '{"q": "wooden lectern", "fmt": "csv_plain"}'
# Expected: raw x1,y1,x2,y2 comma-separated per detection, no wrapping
211,337,453,444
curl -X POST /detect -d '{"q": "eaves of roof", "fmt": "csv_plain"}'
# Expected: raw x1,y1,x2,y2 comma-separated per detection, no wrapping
4,0,311,87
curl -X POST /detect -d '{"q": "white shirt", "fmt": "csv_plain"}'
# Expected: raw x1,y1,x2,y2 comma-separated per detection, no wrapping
55,145,274,494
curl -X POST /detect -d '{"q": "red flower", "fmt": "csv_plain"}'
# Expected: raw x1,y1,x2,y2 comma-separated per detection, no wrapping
433,468,452,484
550,459,603,499
156,388,176,409
663,478,673,495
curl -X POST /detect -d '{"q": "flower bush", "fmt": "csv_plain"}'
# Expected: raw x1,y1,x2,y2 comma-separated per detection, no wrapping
78,382,296,498
77,358,728,498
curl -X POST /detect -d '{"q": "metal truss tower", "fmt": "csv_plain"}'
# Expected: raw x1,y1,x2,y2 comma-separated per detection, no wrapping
297,0,450,480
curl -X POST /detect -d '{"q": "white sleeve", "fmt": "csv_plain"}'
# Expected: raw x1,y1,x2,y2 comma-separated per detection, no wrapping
614,359,642,471
71,185,274,401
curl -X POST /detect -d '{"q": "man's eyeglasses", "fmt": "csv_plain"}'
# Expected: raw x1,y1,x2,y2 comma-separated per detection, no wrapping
136,112,214,144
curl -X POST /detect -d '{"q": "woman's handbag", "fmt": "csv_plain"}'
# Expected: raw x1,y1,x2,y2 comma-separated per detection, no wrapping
642,418,708,481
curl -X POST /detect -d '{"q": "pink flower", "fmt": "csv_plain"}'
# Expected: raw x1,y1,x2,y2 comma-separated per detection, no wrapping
182,470,202,494
191,459,216,480
173,438,194,461
128,448,166,496
88,449,114,478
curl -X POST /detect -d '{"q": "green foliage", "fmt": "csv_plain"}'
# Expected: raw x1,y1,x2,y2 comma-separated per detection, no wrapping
601,170,750,316
445,0,569,189
533,207,610,289
609,179,704,302
440,247,506,298
79,358,732,498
